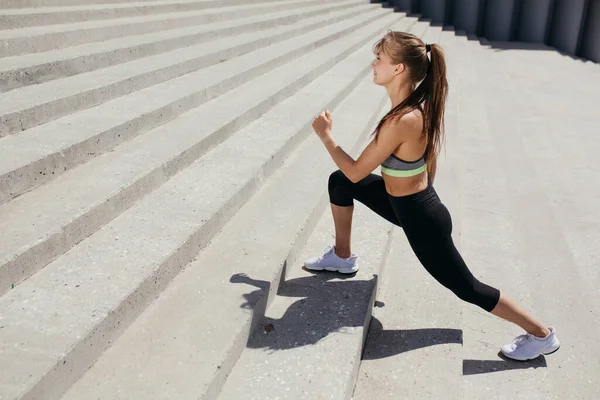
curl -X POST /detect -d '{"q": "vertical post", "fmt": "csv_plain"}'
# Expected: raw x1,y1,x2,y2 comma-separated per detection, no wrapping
420,0,447,23
391,0,419,13
452,0,482,34
516,0,555,43
548,0,588,56
483,0,518,41
579,0,598,61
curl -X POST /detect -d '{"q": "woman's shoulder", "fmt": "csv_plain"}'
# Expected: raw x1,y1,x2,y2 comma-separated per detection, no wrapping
382,108,423,138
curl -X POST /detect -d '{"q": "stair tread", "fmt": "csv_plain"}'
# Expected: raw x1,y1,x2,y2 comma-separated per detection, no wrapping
0,3,376,123
0,1,366,75
0,0,303,39
0,7,395,297
0,5,387,202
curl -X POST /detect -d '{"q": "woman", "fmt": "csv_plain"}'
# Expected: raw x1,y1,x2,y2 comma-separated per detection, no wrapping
305,31,560,361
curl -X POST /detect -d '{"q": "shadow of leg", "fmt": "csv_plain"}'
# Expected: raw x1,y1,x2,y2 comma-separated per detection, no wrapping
462,353,548,375
362,317,463,360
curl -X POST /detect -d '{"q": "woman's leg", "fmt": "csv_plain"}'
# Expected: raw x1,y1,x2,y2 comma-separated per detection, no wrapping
331,204,354,258
390,189,550,337
490,294,549,337
328,170,400,258
409,233,551,337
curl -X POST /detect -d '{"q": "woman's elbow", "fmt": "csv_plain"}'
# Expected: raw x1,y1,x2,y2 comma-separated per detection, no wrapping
348,171,366,184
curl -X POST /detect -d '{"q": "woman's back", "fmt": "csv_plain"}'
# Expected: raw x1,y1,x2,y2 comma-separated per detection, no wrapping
380,109,431,197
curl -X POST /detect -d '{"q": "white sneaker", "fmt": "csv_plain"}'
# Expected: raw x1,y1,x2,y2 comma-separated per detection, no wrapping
501,327,560,361
304,246,358,274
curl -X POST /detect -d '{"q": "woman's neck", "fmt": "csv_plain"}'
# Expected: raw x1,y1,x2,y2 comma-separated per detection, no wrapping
386,81,413,109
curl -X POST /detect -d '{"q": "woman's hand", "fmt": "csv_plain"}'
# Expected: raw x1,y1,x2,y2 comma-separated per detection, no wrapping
312,109,333,143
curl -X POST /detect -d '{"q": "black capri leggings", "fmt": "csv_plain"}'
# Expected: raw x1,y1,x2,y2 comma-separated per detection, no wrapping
328,170,500,312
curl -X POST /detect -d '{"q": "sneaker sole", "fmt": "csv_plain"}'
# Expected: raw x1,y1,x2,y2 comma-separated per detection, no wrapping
501,344,561,361
304,265,358,274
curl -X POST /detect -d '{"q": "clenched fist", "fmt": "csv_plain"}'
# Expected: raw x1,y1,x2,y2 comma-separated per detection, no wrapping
312,109,333,143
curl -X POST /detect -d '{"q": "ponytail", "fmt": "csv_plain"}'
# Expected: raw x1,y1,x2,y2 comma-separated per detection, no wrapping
421,43,448,177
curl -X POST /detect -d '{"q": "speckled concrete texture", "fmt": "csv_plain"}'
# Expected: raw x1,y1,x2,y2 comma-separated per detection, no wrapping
0,5,394,296
354,28,600,400
60,67,392,400
2,1,599,400
0,7,404,399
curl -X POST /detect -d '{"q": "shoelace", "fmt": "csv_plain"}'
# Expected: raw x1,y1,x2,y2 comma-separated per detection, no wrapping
514,333,533,348
315,246,334,262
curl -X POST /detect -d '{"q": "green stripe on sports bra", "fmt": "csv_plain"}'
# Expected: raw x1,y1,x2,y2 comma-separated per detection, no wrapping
381,164,427,177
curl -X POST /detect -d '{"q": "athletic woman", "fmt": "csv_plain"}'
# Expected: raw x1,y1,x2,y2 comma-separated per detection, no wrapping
305,31,560,361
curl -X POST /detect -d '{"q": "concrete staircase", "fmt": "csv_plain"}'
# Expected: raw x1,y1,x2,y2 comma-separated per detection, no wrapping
2,1,600,399
0,1,410,399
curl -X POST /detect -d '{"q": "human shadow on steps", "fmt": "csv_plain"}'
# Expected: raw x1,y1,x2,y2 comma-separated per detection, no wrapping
361,317,463,360
231,272,463,357
231,270,372,352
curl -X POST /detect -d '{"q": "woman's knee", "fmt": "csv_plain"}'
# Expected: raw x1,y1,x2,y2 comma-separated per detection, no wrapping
453,280,500,312
328,170,353,207
328,169,350,188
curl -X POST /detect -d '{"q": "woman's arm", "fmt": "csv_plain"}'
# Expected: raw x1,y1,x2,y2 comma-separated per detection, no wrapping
313,110,406,183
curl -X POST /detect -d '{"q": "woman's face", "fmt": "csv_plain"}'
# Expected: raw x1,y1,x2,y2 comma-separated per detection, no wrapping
372,50,401,86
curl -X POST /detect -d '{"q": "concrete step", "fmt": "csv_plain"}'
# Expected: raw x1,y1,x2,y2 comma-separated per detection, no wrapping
216,18,430,400
0,7,398,296
458,33,600,399
0,0,284,29
0,1,379,136
0,0,167,10
0,0,333,57
59,61,393,400
0,4,388,205
352,25,465,400
449,32,549,399
217,188,393,400
353,226,464,399
0,11,403,400
0,0,368,91
475,38,600,94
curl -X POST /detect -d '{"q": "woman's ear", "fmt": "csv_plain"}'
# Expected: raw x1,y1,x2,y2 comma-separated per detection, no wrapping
394,63,405,75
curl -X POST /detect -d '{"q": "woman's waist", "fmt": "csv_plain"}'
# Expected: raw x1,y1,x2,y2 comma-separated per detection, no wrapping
383,174,431,198
386,183,441,210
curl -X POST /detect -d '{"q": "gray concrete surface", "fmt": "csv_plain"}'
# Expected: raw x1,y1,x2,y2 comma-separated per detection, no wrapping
0,12,402,400
470,36,600,399
0,6,394,301
59,68,391,400
0,0,166,9
355,26,600,400
217,21,430,400
0,1,380,137
0,0,325,57
0,3,386,204
217,196,392,400
1,1,599,400
0,1,368,91
353,26,462,400
0,0,285,29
